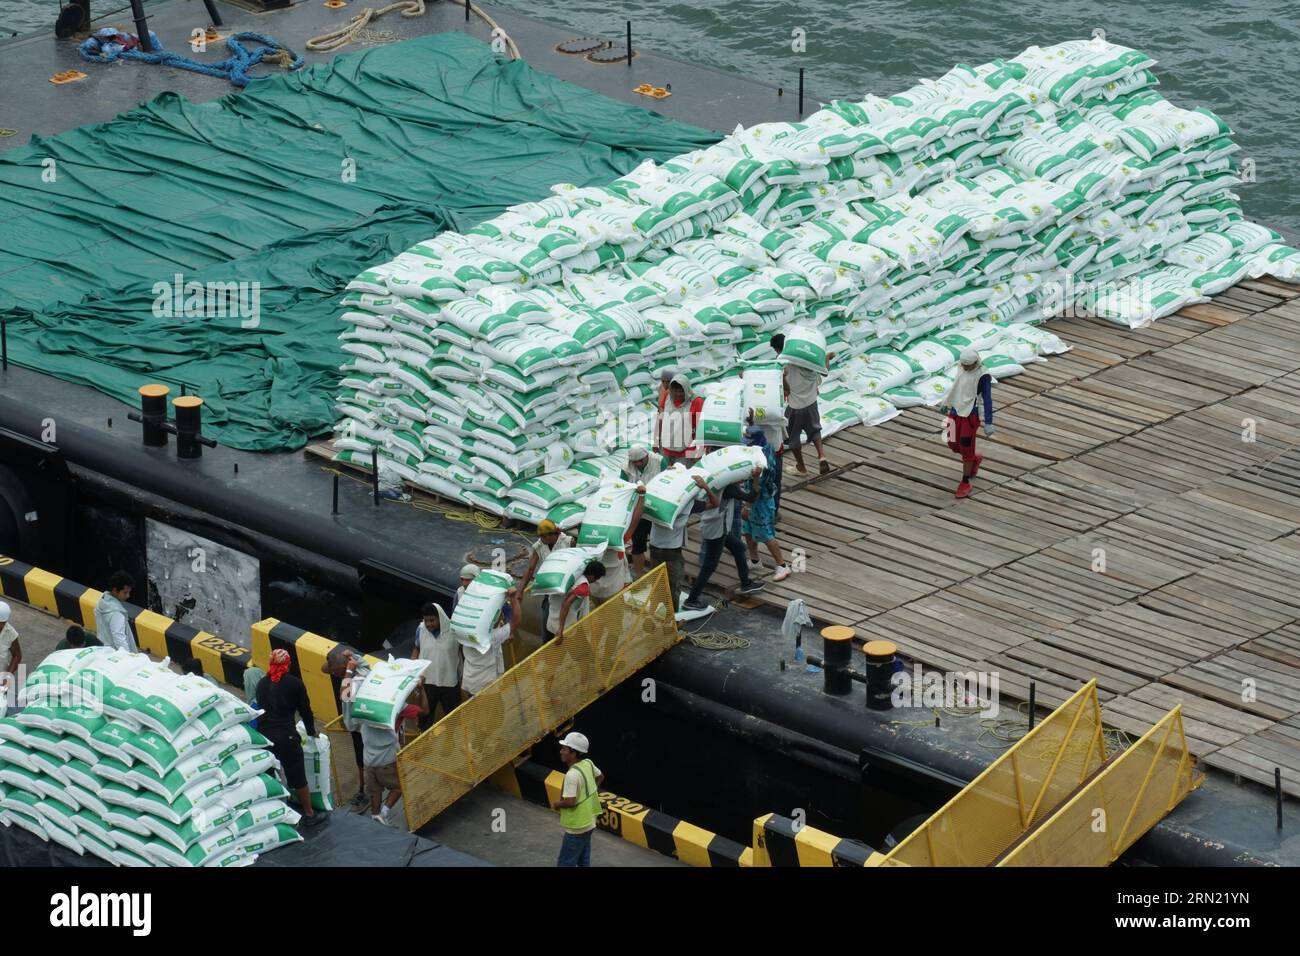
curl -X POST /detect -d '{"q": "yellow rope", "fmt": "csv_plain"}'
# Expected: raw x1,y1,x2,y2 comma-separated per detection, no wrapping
318,464,524,534
0,129,16,138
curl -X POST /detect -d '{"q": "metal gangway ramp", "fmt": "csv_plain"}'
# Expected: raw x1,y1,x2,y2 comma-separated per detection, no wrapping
874,679,1203,867
396,565,679,831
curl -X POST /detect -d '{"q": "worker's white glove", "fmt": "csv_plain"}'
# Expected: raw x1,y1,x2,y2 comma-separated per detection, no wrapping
983,423,995,437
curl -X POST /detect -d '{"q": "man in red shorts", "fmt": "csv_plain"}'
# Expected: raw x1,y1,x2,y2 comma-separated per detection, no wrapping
940,348,995,499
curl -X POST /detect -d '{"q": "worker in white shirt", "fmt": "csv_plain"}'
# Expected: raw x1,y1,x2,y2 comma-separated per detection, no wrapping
622,446,661,576
0,602,21,677
412,601,462,729
461,587,522,697
454,564,479,610
95,570,137,653
647,474,717,612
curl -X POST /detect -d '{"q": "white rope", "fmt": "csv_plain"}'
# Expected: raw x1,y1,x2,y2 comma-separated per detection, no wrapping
306,0,519,58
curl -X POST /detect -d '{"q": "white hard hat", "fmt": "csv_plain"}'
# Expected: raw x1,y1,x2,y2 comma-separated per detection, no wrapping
0,601,9,623
558,731,589,754
459,564,480,580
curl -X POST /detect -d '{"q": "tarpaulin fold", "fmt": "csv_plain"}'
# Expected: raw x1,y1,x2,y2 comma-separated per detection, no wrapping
0,33,719,450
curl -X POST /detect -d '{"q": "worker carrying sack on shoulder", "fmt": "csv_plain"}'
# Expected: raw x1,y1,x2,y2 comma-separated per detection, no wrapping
531,545,607,596
449,568,514,653
641,463,704,527
347,657,430,729
576,480,640,550
777,324,828,373
695,379,747,446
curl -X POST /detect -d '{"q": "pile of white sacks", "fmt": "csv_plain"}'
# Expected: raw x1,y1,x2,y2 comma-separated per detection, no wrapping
334,37,1300,530
0,649,300,866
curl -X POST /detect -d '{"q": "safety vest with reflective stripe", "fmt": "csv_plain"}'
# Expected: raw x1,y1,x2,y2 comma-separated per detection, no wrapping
559,759,600,832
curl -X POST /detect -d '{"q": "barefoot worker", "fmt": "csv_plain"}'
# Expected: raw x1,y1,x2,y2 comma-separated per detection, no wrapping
940,348,995,499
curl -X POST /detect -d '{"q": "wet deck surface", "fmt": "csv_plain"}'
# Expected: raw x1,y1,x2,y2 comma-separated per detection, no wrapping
685,277,1300,801
0,0,817,152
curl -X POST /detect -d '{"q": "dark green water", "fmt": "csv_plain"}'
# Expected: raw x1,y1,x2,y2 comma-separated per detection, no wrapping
4,0,1296,234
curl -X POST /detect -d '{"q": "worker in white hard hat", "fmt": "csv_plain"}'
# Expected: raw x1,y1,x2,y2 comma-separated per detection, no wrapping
621,445,660,576
0,601,21,677
939,347,996,499
552,731,604,867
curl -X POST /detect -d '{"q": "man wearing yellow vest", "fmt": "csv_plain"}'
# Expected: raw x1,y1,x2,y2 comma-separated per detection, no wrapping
551,731,604,867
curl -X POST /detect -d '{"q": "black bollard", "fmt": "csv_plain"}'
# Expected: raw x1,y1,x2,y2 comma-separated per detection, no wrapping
820,625,855,696
626,21,632,65
863,640,897,711
798,68,804,117
136,384,170,447
371,448,380,506
332,474,340,515
1,320,7,371
172,396,216,459
1028,681,1037,731
202,0,223,26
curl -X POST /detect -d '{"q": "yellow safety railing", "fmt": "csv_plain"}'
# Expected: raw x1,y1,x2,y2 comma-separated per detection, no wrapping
997,705,1203,866
396,565,679,831
877,679,1107,867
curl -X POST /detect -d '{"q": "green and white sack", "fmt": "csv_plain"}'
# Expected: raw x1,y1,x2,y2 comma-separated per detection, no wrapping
449,569,514,653
694,445,767,492
779,324,829,372
743,362,785,425
531,545,606,596
696,379,747,446
575,480,640,549
349,657,432,727
642,464,704,527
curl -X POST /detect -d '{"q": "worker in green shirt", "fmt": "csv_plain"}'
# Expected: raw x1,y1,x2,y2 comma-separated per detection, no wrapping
551,731,604,867
54,624,102,651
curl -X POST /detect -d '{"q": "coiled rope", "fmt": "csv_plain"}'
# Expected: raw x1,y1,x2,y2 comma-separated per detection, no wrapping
78,29,303,88
306,0,518,58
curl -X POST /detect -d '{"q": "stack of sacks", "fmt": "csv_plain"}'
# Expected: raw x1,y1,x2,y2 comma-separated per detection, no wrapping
335,36,1299,531
0,648,299,867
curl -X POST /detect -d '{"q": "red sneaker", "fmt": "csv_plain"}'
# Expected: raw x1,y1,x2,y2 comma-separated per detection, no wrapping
970,455,983,479
955,481,972,499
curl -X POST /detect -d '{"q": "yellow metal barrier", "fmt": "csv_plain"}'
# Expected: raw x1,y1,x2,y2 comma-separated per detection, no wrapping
998,705,1203,866
876,679,1107,867
397,565,679,831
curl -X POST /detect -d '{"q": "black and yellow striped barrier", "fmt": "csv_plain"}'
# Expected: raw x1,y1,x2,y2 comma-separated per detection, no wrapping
250,618,382,722
493,760,751,867
0,553,251,686
751,813,884,866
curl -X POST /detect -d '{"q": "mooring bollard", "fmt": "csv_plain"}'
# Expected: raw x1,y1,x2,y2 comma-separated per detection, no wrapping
863,640,896,711
626,20,632,65
132,384,170,447
820,625,855,696
172,395,215,459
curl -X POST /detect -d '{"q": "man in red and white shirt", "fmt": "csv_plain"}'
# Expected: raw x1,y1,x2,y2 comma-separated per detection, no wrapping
656,373,705,466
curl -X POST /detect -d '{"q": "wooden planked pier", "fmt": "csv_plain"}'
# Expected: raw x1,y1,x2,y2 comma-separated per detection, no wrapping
686,277,1300,797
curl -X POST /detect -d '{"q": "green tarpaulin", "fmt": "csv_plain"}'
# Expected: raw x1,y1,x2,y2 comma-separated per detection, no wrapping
0,33,719,450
